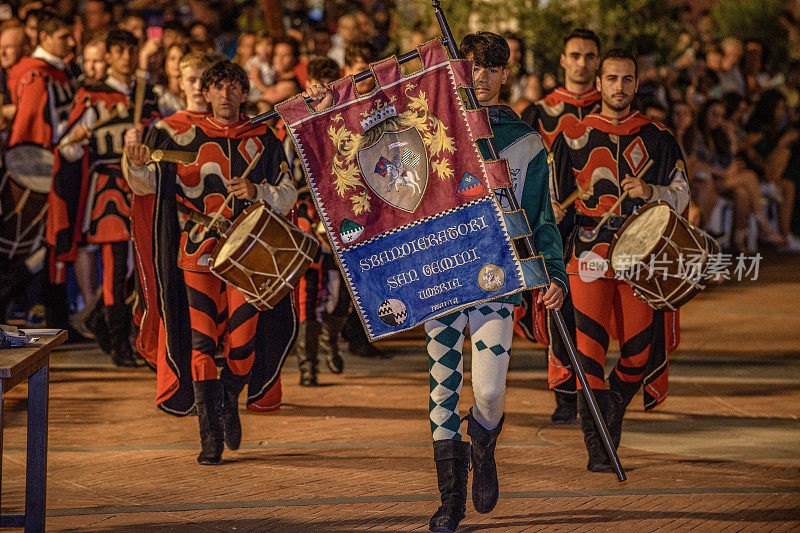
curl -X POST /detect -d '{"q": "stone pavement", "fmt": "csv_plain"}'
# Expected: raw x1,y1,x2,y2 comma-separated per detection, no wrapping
1,254,799,531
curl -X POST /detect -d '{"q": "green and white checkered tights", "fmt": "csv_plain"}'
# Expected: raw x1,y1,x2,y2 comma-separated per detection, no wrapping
425,302,514,441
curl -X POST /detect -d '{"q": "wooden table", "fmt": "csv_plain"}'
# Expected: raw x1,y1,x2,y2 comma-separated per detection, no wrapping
0,331,66,532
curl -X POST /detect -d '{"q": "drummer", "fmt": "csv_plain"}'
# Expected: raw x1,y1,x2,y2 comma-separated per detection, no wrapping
549,48,689,473
0,9,75,326
125,60,298,466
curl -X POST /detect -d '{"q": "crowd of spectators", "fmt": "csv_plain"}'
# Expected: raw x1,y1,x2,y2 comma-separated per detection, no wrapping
0,0,798,331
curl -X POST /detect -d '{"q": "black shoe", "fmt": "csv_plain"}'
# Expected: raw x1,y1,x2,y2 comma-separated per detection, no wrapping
106,304,140,367
577,390,617,473
297,321,321,386
193,380,225,465
466,410,504,514
429,439,470,532
221,384,242,450
551,390,577,424
324,315,346,373
85,300,112,355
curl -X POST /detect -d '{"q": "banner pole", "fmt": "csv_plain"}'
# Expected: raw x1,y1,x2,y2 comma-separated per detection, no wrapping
431,0,626,482
249,42,450,125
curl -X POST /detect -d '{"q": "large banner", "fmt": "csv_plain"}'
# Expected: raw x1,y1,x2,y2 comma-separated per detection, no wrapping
277,40,549,340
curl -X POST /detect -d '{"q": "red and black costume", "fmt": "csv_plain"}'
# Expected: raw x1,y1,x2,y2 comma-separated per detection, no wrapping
1,47,75,324
522,87,601,150
130,112,298,415
47,75,159,364
550,111,688,410
519,88,601,415
48,76,159,300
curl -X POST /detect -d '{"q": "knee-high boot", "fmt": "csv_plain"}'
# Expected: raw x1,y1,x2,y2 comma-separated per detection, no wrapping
296,321,321,386
106,303,139,367
221,380,242,450
466,409,504,514
324,314,346,373
193,380,225,465
577,389,622,473
429,439,470,532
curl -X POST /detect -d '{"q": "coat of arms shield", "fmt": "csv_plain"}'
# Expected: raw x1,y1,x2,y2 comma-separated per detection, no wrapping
356,127,428,213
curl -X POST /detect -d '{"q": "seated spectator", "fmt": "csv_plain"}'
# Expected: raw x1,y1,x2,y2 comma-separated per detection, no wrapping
670,101,707,227
745,89,800,250
695,99,786,251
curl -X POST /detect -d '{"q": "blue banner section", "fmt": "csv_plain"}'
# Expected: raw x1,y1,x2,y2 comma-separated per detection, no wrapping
340,198,527,339
502,210,532,239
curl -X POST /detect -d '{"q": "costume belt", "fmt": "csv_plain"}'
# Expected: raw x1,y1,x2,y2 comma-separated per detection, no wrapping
575,213,627,231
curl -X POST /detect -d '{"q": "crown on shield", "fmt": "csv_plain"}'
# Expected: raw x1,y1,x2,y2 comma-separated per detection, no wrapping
359,99,397,130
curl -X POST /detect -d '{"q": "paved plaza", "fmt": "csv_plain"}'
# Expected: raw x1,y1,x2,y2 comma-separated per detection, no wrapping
1,255,799,531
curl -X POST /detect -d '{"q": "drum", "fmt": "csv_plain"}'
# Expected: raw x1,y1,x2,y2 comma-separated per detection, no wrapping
0,145,54,259
607,201,719,311
208,200,319,310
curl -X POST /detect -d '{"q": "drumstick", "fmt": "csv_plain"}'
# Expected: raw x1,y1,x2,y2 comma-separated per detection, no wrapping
189,149,266,240
190,192,235,241
133,71,146,125
58,105,123,149
581,159,655,241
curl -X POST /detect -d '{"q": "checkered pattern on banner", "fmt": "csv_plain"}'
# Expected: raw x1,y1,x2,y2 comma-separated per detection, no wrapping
401,147,420,169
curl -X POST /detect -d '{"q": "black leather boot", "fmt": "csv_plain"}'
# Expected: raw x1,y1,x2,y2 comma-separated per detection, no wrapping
221,381,242,450
577,390,613,473
297,321,321,386
324,314,346,374
429,439,470,532
0,258,32,322
106,304,139,367
466,409,504,514
551,390,577,424
193,380,225,465
607,372,638,446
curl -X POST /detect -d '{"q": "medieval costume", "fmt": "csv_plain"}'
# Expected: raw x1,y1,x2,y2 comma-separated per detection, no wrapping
0,47,75,324
426,105,567,528
519,87,602,423
48,75,159,366
549,110,689,471
127,111,298,464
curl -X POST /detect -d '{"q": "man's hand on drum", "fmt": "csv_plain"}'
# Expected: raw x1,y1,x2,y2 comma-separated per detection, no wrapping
227,177,256,200
302,83,334,111
621,173,652,200
537,282,563,310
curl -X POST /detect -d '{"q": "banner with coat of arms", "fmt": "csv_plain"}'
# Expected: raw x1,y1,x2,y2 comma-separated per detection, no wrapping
276,39,549,340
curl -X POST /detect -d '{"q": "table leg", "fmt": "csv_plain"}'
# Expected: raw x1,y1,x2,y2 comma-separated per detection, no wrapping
25,365,48,533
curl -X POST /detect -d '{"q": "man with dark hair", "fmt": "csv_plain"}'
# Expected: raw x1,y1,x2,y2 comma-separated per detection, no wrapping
549,48,689,473
48,29,159,367
303,31,566,530
518,28,602,425
124,60,298,465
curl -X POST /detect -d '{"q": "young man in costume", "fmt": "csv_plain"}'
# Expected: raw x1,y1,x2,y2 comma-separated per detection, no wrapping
520,29,602,424
294,56,346,387
303,32,567,532
49,29,159,366
125,60,298,465
549,49,689,473
421,32,567,533
0,10,75,326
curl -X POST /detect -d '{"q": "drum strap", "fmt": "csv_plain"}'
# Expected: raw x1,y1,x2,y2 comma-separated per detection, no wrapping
575,213,627,230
